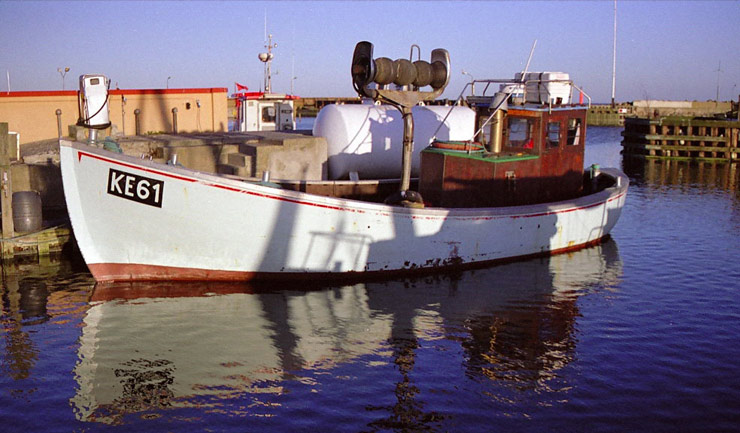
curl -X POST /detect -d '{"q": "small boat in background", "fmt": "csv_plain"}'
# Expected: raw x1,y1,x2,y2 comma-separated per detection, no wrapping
232,33,299,132
60,41,627,282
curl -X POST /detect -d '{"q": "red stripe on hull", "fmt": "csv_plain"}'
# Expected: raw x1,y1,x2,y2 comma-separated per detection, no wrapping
89,235,610,283
76,148,624,220
77,149,365,213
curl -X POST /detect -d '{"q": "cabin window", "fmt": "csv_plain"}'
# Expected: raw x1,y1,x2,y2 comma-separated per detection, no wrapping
506,117,535,149
567,118,582,146
547,122,561,148
261,106,276,123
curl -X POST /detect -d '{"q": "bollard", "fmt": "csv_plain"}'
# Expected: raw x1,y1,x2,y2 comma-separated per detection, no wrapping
590,163,601,191
134,108,141,135
55,109,63,139
172,107,178,134
121,95,127,136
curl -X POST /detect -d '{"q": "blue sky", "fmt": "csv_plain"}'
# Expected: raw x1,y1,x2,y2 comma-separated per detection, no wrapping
1,1,738,103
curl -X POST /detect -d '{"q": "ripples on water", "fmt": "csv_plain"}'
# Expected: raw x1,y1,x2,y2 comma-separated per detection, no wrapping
2,127,740,432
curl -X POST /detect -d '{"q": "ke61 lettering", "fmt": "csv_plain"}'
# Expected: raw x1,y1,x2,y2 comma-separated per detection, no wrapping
107,169,164,207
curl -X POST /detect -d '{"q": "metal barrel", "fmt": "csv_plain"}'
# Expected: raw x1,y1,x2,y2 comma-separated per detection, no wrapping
12,191,42,233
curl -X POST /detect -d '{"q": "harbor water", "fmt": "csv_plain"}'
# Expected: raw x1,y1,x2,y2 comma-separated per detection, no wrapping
2,127,740,432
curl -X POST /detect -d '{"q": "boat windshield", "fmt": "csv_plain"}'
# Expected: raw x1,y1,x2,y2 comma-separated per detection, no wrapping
505,117,536,151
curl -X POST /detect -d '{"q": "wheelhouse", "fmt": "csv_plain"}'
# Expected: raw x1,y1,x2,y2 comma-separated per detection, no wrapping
419,76,590,208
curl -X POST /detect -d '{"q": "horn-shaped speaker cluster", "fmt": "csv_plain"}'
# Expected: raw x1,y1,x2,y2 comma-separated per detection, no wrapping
351,41,450,98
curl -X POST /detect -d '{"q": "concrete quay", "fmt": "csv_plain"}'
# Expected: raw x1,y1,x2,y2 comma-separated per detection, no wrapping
588,100,736,127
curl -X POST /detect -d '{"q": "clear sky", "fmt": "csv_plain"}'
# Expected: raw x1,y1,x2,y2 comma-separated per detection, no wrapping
1,1,738,103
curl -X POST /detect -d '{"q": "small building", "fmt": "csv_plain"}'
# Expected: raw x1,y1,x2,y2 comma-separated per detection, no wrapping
0,87,229,144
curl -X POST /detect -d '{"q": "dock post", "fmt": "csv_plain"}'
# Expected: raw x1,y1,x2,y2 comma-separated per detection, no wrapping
55,109,63,139
1,122,15,259
172,107,178,134
134,109,141,135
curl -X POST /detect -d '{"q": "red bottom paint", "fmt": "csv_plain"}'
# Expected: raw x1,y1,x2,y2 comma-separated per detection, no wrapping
90,236,609,284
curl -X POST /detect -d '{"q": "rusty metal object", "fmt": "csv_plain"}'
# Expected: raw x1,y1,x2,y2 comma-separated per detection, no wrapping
350,41,451,204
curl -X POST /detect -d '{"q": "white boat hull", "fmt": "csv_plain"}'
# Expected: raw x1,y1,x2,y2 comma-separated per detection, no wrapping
60,140,628,282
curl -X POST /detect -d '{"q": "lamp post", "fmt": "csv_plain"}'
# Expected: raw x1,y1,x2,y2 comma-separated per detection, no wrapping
167,76,172,89
462,70,475,95
57,67,70,90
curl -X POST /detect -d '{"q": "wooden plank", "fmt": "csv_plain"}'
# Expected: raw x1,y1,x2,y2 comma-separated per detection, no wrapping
628,144,737,153
1,123,15,256
625,117,739,129
621,132,729,143
640,155,731,163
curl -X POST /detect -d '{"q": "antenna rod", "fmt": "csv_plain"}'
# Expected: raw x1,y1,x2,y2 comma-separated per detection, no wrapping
715,60,722,101
611,0,617,108
522,39,537,77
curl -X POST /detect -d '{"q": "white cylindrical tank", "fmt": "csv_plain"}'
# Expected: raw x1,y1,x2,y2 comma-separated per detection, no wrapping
313,103,475,180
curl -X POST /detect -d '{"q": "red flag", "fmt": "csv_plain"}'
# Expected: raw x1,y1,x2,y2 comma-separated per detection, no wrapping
235,82,249,91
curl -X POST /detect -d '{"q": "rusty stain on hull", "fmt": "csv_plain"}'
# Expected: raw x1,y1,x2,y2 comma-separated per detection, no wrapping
90,234,611,284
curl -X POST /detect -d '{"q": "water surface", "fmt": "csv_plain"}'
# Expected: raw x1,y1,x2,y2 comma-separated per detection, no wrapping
2,127,740,432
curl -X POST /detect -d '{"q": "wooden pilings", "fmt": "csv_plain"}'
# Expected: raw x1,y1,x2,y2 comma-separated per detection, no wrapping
1,122,73,261
1,123,15,258
622,116,739,162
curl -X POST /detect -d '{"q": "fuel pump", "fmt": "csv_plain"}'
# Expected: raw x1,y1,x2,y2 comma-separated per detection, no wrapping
76,74,111,143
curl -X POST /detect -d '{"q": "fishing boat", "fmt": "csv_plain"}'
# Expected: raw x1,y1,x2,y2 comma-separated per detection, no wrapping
60,42,628,282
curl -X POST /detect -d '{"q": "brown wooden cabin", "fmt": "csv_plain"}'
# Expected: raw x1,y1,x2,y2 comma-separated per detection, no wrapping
419,101,587,208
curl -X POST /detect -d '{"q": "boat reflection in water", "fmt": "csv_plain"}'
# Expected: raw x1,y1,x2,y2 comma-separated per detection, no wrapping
71,240,622,425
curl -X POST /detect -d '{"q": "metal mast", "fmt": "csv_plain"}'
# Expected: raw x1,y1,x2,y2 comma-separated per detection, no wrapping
611,0,617,108
259,34,276,94
715,61,722,101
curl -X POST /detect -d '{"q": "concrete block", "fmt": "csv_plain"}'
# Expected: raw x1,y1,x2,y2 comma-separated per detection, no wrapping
215,164,235,175
69,125,87,141
227,152,252,169
11,163,65,210
238,134,328,181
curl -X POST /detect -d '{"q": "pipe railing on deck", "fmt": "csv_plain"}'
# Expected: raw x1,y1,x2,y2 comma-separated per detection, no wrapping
469,78,591,108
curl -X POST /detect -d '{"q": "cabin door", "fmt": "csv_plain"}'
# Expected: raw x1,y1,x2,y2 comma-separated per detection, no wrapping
540,111,585,201
257,103,278,131
277,103,294,131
